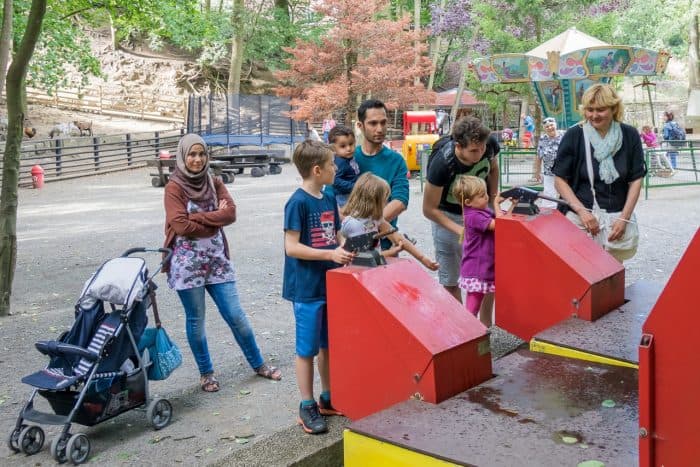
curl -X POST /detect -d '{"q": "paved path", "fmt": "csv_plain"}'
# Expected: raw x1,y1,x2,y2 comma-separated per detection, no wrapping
1,165,698,465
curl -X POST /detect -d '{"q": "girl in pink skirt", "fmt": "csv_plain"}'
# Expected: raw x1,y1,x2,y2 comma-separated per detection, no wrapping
452,176,509,320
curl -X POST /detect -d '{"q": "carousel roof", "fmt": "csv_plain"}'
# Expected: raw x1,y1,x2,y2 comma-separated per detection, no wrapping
527,27,608,59
434,88,482,107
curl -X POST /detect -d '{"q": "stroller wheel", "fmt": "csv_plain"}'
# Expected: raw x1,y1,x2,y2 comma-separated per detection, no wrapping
147,398,173,430
50,433,69,463
19,425,44,455
7,426,24,453
66,433,90,465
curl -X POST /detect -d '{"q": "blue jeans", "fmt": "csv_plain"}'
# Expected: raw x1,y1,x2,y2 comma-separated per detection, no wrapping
666,150,678,168
176,281,264,376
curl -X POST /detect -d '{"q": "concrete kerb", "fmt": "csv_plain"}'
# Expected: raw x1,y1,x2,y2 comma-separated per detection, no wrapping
211,417,348,467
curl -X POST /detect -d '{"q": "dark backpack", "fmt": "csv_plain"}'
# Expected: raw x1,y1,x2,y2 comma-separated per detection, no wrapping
668,122,686,143
427,135,456,175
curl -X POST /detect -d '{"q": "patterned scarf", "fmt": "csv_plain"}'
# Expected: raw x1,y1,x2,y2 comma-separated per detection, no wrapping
168,134,217,205
582,121,622,184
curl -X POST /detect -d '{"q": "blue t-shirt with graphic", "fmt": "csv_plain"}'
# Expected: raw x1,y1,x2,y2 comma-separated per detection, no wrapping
283,188,341,303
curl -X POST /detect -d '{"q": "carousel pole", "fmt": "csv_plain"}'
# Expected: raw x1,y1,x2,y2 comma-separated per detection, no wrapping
634,77,657,130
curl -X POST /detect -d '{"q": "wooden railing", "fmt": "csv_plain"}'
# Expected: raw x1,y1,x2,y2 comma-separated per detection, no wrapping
0,129,185,187
23,86,187,124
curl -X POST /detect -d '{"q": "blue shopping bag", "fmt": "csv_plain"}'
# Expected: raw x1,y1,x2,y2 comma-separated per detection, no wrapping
138,327,182,381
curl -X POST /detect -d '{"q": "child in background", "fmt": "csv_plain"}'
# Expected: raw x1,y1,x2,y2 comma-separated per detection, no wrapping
283,140,355,435
640,124,658,148
641,125,673,175
329,126,359,208
452,175,510,320
341,173,439,270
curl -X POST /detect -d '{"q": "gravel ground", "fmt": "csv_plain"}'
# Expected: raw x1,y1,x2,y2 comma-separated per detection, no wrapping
1,165,698,465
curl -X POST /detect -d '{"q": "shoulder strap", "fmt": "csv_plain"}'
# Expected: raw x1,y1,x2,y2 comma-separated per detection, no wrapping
583,130,600,210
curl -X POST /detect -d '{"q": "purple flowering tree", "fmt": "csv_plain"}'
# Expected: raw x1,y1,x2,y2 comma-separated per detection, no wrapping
427,0,631,126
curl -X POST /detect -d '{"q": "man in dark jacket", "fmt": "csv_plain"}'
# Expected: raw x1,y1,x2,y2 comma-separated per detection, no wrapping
422,116,500,325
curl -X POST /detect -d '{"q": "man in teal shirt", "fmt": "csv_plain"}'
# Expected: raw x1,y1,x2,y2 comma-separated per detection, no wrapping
354,99,409,247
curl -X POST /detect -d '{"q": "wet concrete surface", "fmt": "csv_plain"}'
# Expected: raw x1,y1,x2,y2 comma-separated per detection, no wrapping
534,280,664,364
351,349,639,467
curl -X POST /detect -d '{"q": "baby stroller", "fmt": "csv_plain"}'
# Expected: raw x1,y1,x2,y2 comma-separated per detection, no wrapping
8,248,174,464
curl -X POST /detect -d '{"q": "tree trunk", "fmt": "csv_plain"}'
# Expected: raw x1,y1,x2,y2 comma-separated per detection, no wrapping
204,0,211,13
0,0,47,317
412,0,421,111
227,0,245,95
690,12,699,90
426,0,447,92
343,43,357,127
108,12,117,50
0,0,12,98
450,61,467,122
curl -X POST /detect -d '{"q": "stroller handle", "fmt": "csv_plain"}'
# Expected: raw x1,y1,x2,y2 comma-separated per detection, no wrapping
122,247,173,263
122,248,173,278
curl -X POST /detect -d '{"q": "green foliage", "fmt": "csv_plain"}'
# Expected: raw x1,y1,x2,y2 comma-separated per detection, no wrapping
244,7,326,70
133,1,325,73
389,0,434,26
611,0,689,57
8,0,101,90
156,3,231,53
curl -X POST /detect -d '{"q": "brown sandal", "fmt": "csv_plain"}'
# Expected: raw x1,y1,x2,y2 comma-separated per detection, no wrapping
200,374,220,392
255,364,282,381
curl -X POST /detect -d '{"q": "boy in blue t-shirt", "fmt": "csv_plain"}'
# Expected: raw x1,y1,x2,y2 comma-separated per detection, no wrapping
283,140,355,434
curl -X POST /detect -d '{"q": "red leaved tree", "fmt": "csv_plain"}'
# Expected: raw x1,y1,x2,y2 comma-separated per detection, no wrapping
275,0,434,126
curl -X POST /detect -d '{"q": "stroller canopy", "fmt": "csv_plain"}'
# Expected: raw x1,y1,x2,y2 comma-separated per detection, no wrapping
80,257,147,309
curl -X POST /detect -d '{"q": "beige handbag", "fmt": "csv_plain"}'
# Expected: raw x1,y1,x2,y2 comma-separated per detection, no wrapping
579,130,639,261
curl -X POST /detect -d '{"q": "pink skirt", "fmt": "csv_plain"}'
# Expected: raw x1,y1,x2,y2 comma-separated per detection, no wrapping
458,277,495,294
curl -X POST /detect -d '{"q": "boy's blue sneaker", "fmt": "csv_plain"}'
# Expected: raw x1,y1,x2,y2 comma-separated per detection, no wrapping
298,402,327,434
319,396,344,416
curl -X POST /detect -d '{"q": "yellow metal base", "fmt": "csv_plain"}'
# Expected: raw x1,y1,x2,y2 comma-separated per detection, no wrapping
529,339,638,369
344,429,459,467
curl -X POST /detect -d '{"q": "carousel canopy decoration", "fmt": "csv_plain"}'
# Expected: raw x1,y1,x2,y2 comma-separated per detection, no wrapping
472,28,670,128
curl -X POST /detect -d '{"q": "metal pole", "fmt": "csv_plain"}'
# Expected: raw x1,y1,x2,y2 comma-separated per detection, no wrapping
93,137,100,171
645,81,656,130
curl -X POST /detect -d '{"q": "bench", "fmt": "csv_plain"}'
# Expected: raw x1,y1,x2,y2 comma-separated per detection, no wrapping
210,149,288,177
146,158,231,187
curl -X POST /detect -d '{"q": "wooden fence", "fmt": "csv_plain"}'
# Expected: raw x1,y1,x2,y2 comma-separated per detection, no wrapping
23,86,187,124
0,129,185,187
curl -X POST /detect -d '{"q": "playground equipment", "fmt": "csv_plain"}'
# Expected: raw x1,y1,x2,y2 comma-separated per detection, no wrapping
399,111,439,172
185,94,298,177
473,27,670,129
327,259,492,421
331,187,699,465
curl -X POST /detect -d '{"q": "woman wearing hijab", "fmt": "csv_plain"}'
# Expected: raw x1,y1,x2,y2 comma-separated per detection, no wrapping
553,84,646,262
532,117,564,208
163,134,281,392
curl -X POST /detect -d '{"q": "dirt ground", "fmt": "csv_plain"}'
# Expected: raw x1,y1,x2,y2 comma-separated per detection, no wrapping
0,160,698,465
23,104,179,140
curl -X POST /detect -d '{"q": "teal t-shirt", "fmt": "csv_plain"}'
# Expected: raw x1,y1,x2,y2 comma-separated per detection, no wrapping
353,145,409,229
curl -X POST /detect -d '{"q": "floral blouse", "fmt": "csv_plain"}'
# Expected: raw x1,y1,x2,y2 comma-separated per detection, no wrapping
167,199,236,290
537,131,563,176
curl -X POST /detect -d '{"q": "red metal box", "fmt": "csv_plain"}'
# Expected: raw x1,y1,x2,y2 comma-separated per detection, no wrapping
495,209,625,341
327,259,492,420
